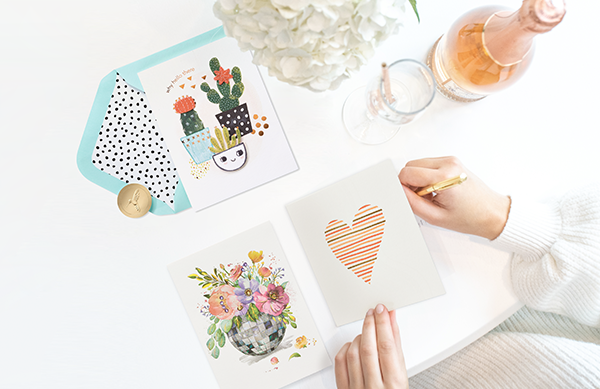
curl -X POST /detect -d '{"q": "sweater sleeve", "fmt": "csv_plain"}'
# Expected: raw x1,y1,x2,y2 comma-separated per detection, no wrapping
491,183,600,328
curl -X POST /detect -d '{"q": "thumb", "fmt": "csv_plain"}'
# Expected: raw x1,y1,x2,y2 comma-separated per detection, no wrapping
402,184,445,224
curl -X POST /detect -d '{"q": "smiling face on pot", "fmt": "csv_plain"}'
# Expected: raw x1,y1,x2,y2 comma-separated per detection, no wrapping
212,143,247,171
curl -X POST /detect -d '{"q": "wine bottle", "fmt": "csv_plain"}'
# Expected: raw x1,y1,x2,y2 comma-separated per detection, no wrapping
426,0,566,102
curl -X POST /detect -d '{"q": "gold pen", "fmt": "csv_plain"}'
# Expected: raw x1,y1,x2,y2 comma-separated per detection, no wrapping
416,173,468,196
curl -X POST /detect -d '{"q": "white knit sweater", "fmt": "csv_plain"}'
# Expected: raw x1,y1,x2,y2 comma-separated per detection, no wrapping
409,184,600,388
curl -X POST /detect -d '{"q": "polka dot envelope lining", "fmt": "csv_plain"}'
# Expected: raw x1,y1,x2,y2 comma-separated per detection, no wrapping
92,74,179,209
77,27,226,215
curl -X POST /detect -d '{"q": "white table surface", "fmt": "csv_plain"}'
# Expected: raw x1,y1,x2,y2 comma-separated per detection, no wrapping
2,0,598,388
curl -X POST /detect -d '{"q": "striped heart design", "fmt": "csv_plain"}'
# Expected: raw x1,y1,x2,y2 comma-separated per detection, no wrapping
324,204,386,284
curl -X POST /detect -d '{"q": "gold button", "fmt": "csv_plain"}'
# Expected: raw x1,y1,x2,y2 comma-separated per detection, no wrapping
117,183,152,218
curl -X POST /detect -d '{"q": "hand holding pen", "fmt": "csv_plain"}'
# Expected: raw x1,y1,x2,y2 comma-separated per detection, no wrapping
399,156,511,240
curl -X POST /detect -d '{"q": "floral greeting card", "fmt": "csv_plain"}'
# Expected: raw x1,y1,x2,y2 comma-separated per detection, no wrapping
139,37,297,211
286,160,446,326
168,223,331,389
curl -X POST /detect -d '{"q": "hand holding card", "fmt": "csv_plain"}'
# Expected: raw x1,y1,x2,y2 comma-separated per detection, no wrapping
287,160,445,326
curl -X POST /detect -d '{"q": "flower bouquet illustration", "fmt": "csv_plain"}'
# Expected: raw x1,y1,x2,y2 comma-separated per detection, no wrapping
208,125,247,172
174,96,213,164
200,57,253,137
189,250,297,359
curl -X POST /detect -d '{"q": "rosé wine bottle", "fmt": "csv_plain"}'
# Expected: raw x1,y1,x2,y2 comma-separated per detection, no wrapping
427,0,566,102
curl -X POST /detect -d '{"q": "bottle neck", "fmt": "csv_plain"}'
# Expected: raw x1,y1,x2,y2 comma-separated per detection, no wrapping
483,0,565,66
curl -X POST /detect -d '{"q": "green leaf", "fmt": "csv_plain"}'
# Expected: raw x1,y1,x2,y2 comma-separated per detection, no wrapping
247,304,260,322
188,274,199,279
233,316,242,329
217,332,226,348
220,319,232,333
408,0,420,22
280,281,288,289
211,346,220,359
216,328,223,339
290,322,297,329
208,323,216,335
204,294,211,299
214,317,220,324
289,352,301,361
207,338,215,350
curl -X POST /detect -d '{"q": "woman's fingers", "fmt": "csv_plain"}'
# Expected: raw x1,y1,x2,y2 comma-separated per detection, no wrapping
388,309,408,387
334,342,351,389
360,309,383,386
398,166,449,189
347,335,365,389
402,184,447,225
373,305,403,385
404,156,453,169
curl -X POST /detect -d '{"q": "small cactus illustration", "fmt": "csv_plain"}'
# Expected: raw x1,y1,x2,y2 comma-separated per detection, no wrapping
209,126,243,154
173,96,205,136
200,57,244,112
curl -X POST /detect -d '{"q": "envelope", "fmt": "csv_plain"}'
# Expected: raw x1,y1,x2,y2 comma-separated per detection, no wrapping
77,26,226,215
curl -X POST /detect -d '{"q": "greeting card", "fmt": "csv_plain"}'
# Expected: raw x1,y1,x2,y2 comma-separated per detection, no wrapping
139,38,298,211
286,160,445,326
168,223,331,389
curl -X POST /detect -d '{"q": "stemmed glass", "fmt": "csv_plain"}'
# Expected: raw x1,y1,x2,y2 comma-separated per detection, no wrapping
342,59,436,145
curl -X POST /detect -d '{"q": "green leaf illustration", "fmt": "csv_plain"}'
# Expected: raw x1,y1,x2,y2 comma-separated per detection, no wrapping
233,316,242,328
211,346,220,359
280,281,289,289
207,338,215,350
248,304,260,322
220,319,232,333
208,323,216,335
289,352,301,361
290,322,297,329
217,332,226,348
204,294,211,299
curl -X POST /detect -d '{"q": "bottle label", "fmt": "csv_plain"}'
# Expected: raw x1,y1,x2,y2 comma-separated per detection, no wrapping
439,78,486,102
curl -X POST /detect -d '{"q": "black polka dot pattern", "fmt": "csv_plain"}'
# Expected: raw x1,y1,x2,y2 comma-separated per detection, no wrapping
92,74,179,207
216,102,253,137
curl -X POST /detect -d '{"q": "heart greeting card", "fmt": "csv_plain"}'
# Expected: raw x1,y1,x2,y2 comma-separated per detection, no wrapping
168,223,331,389
286,160,445,326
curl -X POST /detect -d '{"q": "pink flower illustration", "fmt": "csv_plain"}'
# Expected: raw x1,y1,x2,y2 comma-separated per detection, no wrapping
229,264,243,281
254,284,289,316
208,285,241,320
258,267,272,277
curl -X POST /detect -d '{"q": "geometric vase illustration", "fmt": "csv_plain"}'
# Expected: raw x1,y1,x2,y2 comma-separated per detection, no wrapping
174,95,214,164
201,57,253,138
188,251,298,360
226,311,286,356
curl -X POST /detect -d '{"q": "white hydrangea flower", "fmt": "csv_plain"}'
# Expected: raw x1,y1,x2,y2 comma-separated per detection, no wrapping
213,0,408,91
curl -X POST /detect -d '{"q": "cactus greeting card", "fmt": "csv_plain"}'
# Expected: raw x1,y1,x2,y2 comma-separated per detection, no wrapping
168,223,331,389
286,160,445,326
139,38,297,211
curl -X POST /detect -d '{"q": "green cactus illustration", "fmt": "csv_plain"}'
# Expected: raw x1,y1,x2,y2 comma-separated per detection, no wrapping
173,96,204,136
200,57,245,112
209,126,243,154
180,110,205,136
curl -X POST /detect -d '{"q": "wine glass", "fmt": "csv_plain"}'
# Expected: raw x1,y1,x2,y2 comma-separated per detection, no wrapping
342,59,436,145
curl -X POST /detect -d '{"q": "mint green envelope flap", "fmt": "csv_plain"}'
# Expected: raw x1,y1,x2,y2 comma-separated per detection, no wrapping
77,26,226,215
